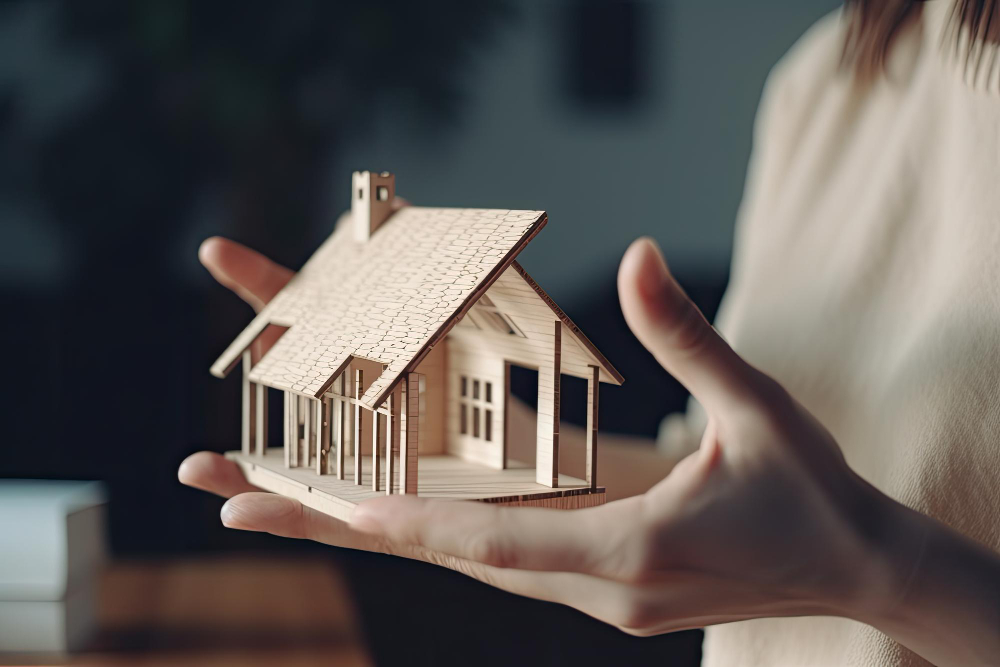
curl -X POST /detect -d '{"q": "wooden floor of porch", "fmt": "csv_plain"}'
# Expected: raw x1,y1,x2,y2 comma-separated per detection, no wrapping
227,449,603,522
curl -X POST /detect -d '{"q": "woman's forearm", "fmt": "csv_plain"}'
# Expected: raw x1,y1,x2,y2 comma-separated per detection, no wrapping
855,491,1000,667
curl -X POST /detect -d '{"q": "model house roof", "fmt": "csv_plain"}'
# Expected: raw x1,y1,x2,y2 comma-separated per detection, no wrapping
212,205,622,409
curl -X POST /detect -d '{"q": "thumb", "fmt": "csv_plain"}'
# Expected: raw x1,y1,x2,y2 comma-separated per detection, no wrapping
618,237,759,413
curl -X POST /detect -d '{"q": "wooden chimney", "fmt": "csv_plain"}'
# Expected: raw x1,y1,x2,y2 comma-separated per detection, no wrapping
351,171,395,242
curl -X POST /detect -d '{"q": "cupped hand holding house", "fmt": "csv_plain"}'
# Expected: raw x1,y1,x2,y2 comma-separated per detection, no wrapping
181,235,1000,667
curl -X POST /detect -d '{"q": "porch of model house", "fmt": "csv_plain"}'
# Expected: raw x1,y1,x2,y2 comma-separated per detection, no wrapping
227,339,606,521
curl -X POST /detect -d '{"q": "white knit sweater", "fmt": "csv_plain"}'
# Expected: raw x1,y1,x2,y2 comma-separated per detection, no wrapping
683,4,1000,666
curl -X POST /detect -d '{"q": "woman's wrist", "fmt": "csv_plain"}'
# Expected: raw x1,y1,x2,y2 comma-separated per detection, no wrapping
811,475,924,625
848,492,926,627
834,480,1000,666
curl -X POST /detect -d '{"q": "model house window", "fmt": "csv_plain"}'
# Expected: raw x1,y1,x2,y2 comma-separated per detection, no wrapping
458,374,493,441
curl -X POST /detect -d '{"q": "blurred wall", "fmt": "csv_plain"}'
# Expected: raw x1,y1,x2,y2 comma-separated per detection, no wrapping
332,0,841,308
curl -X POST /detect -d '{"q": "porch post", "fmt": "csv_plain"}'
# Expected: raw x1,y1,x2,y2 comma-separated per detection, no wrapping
284,392,291,467
316,397,331,475
586,365,599,491
241,350,256,456
302,397,313,468
337,373,346,479
372,410,382,491
255,384,268,456
535,321,561,487
296,395,306,466
400,373,421,495
287,392,299,467
354,369,364,485
386,390,396,495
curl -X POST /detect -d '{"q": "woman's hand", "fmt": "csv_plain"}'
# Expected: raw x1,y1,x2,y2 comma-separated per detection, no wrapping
183,236,1000,667
350,237,887,630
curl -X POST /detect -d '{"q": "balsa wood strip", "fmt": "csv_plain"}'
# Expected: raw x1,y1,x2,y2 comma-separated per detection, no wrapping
337,370,348,479
401,373,421,494
354,369,363,486
296,395,306,468
241,351,254,456
283,392,291,467
316,398,329,475
551,320,561,487
304,398,314,468
371,411,381,492
399,377,407,493
386,392,396,495
503,361,511,470
587,365,599,490
255,382,268,457
533,319,562,488
335,396,344,480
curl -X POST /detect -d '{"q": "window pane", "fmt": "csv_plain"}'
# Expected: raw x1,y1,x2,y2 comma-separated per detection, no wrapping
461,376,467,397
485,409,492,441
485,382,492,403
473,407,480,438
460,404,467,434
473,380,480,400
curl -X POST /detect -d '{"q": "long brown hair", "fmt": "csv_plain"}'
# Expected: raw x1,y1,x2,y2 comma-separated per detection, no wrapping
844,0,999,79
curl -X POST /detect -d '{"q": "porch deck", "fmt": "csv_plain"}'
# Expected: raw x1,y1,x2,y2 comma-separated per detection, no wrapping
227,449,604,522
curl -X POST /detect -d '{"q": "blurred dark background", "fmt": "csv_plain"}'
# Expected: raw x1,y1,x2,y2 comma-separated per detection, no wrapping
0,0,838,664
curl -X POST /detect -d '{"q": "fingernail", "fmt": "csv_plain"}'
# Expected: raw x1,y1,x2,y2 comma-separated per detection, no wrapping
220,494,293,530
220,498,242,528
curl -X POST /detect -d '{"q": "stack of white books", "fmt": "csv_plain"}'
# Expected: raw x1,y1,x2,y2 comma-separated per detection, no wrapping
0,480,107,653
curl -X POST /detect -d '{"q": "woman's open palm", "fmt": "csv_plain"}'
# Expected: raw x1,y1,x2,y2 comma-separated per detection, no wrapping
181,233,891,637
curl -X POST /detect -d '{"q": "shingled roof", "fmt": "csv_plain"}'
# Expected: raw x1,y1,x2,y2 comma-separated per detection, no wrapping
211,206,621,409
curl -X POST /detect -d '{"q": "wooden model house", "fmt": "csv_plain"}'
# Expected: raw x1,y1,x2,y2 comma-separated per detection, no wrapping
211,172,623,520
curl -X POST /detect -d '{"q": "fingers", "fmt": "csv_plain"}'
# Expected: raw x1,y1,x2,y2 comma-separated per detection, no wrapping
348,494,647,580
220,492,387,552
178,451,260,498
199,237,294,312
618,237,760,413
220,493,654,631
218,492,475,561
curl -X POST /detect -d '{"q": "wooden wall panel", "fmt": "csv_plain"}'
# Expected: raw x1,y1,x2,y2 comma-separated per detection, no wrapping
413,340,447,454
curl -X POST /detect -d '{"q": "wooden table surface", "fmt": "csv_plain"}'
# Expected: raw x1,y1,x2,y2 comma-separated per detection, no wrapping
3,556,371,667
